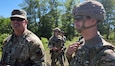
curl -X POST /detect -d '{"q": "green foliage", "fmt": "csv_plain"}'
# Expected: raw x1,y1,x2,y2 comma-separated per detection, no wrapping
1,0,115,40
65,36,79,47
0,17,12,34
38,11,55,39
60,0,79,40
98,0,115,39
0,33,9,44
41,37,49,50
0,34,9,51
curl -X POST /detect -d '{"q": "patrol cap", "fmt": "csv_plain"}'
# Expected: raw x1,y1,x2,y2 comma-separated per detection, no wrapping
10,9,27,20
53,27,61,32
73,0,106,21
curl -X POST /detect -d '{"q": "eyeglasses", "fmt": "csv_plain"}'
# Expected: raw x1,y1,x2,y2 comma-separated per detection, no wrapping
10,17,25,21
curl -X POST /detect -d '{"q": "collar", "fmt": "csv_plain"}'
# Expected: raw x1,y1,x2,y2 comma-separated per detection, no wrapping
84,34,102,48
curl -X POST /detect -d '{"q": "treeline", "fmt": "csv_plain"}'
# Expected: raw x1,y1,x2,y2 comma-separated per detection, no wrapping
0,0,115,44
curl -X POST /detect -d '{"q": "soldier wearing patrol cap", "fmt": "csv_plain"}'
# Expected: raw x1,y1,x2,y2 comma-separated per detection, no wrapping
66,0,115,66
48,27,65,66
0,9,46,66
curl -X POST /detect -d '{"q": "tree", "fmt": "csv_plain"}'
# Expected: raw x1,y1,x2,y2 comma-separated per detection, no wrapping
0,17,11,47
19,0,63,39
19,0,50,37
60,0,80,40
39,12,54,39
98,0,115,39
0,17,12,34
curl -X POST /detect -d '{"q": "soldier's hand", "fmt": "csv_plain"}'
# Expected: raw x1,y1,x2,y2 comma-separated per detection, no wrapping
58,50,62,53
58,48,64,53
52,47,57,51
66,42,80,56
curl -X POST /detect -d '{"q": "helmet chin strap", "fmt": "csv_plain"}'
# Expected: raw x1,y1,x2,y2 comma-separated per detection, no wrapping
79,16,97,32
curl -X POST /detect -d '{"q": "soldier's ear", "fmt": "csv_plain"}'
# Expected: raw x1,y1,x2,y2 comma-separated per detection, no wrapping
91,19,97,25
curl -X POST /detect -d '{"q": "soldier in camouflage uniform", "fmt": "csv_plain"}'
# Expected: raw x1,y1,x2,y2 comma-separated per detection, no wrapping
60,31,66,44
60,31,66,62
48,28,66,66
0,9,46,66
66,0,115,66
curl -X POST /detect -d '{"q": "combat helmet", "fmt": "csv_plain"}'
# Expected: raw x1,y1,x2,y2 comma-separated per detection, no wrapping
73,0,106,21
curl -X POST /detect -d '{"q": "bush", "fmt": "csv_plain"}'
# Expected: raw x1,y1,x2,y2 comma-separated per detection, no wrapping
41,37,49,50
0,33,9,45
0,33,9,52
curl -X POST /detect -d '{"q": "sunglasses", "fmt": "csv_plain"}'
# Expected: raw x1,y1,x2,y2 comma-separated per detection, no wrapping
10,17,25,21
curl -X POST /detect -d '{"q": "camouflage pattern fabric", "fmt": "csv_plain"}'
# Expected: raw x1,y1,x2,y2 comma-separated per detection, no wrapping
48,35,65,66
48,35,65,50
68,35,115,66
1,29,46,66
62,36,66,43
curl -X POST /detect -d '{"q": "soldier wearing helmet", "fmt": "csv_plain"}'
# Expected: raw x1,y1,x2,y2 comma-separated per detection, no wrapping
66,1,115,66
48,27,65,66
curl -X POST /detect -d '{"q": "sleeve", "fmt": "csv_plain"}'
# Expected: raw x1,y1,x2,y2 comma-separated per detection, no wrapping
29,38,46,66
97,49,115,66
63,36,66,43
48,38,53,49
62,41,66,50
66,52,73,64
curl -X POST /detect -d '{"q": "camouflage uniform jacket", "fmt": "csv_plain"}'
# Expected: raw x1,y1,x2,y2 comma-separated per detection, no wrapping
67,34,115,66
48,35,65,50
1,29,45,66
62,36,66,43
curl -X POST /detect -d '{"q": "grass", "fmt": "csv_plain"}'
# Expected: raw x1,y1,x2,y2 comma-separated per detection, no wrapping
107,40,115,45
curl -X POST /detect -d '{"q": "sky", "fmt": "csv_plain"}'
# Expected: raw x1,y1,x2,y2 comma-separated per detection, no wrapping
0,0,23,18
0,0,84,18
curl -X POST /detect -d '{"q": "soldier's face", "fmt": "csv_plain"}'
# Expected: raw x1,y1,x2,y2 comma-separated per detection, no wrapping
11,17,27,32
54,31,60,35
74,16,95,33
74,18,84,32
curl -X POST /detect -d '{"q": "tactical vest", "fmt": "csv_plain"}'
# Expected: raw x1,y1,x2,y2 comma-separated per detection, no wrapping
69,39,115,66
